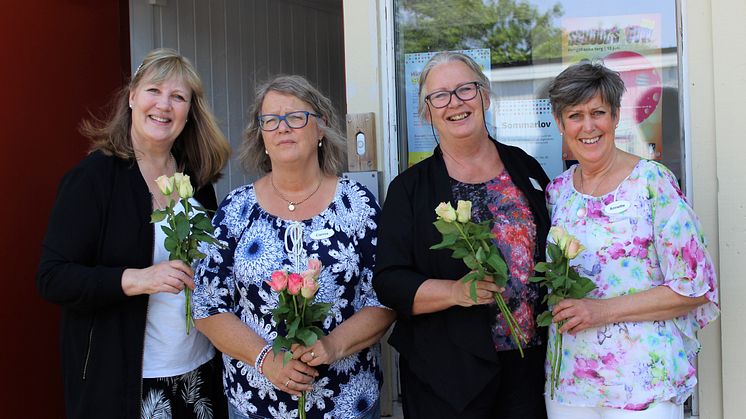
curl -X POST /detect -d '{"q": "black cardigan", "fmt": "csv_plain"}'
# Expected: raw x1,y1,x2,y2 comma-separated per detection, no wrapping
373,140,550,412
37,151,217,419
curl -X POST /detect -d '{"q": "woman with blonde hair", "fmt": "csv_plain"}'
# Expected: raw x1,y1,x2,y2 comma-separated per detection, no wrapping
38,48,231,418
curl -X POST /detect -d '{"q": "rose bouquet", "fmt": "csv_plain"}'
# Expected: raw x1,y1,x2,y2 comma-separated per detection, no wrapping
430,200,528,356
151,172,221,334
267,258,331,419
529,226,596,398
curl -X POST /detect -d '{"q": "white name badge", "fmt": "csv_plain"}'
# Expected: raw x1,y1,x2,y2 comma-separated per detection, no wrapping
529,177,543,191
603,200,631,215
310,228,334,240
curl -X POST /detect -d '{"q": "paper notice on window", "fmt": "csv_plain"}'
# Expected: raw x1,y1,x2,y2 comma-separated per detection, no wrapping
561,14,663,161
495,99,563,179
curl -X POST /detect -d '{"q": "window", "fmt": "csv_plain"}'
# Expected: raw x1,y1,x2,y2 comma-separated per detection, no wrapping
393,0,683,183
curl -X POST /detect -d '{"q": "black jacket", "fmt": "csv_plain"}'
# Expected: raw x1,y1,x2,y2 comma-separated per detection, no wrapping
373,140,550,412
37,151,217,419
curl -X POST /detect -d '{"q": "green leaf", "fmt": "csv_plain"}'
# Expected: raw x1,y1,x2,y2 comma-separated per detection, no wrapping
150,210,167,223
485,251,507,276
287,317,301,337
433,220,459,235
528,275,546,284
536,311,553,327
283,351,293,366
533,262,549,273
475,246,486,263
463,254,480,270
461,270,482,284
451,246,470,259
547,294,563,306
297,328,320,347
306,326,326,338
469,281,478,303
174,215,190,241
430,234,458,250
193,215,214,231
547,242,563,264
188,248,206,260
164,236,178,253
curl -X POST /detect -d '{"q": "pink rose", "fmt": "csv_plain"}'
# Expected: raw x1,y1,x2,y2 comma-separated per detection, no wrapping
287,273,303,295
266,270,288,292
306,258,322,279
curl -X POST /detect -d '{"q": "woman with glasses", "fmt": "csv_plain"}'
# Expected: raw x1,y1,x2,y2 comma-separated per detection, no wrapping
373,51,550,418
192,75,395,419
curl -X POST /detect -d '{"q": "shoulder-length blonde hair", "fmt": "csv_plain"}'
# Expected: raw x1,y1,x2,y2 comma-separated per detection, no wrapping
81,48,230,187
239,75,346,175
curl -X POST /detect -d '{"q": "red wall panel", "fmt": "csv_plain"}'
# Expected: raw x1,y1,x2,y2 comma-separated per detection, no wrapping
0,0,129,416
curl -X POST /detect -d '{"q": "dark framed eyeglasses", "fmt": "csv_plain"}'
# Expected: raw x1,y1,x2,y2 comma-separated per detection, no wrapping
425,81,482,109
257,111,321,131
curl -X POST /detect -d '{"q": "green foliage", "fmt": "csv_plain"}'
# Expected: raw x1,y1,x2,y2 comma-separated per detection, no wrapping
151,192,222,335
430,202,527,356
399,0,564,65
270,292,332,366
530,238,596,398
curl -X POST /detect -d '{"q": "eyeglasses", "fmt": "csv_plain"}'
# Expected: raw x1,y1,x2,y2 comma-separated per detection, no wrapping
257,111,321,131
424,81,482,109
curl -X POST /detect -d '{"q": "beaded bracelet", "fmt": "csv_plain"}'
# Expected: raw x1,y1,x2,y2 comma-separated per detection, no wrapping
255,344,273,375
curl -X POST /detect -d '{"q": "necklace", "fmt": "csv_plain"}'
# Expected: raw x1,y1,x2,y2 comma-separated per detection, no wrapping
578,153,616,197
270,173,323,212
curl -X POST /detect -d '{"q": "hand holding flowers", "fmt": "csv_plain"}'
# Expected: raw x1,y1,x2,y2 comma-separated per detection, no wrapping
151,172,221,334
529,226,596,398
431,200,528,356
268,258,331,419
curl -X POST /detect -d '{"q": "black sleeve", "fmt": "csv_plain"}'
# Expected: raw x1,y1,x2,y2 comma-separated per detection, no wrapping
36,163,128,312
373,176,428,320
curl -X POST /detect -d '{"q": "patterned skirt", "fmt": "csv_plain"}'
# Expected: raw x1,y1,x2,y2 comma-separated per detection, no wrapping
141,355,227,419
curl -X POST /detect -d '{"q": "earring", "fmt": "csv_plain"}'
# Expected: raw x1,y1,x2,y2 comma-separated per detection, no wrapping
264,149,269,155
129,103,133,109
318,140,322,148
560,131,564,136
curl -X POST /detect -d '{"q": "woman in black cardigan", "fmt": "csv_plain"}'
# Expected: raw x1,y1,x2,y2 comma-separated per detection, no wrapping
37,49,231,418
374,51,550,418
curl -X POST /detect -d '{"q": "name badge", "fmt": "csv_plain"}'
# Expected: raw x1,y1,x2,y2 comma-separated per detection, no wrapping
310,228,334,240
603,200,631,215
529,177,543,191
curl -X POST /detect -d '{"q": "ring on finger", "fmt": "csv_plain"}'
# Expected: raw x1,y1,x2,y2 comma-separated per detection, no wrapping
285,379,292,388
310,351,316,359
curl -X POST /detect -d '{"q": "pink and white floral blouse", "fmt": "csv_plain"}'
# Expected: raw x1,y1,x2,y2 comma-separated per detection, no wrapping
545,159,719,410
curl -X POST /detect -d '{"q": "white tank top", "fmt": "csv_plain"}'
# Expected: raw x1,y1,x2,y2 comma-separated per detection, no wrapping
142,198,215,378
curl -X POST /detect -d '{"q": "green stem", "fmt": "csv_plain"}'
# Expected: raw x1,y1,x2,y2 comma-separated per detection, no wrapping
185,287,193,335
494,294,526,358
453,222,479,256
298,391,306,419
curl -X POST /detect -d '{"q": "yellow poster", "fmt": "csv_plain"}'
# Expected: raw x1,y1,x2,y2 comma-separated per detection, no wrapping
561,14,663,160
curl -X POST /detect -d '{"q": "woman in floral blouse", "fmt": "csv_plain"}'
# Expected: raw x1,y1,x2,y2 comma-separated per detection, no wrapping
192,75,395,419
543,63,719,419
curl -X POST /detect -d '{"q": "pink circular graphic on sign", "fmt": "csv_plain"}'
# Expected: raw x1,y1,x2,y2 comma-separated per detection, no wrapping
604,50,662,124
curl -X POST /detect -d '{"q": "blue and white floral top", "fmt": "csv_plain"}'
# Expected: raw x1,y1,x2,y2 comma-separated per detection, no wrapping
193,178,385,419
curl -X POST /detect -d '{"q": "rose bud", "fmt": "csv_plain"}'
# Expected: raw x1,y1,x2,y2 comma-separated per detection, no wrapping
266,269,288,292
456,200,472,223
435,202,457,223
155,175,174,196
300,274,319,299
287,273,303,295
564,238,585,260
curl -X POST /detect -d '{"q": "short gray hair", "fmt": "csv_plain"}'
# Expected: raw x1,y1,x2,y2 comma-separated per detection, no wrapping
239,75,346,175
417,51,491,120
547,63,626,121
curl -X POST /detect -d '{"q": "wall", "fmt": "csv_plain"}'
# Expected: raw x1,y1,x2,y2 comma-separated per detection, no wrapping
699,0,746,418
0,0,129,416
130,0,346,200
